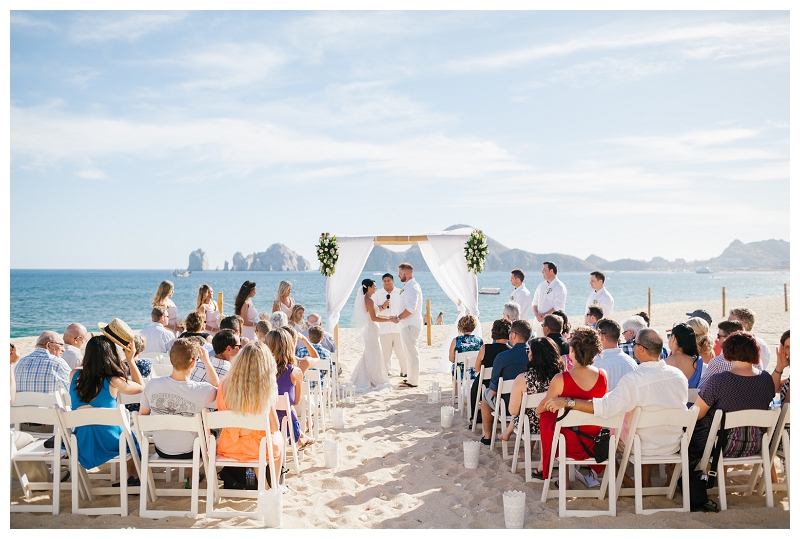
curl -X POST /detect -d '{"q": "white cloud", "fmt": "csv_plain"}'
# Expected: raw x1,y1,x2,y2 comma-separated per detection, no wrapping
68,11,188,42
174,43,289,90
11,13,57,31
75,167,109,180
63,69,101,89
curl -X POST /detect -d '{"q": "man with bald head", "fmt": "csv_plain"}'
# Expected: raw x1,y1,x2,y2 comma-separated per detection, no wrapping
62,323,89,370
302,313,337,354
14,331,72,394
543,328,688,488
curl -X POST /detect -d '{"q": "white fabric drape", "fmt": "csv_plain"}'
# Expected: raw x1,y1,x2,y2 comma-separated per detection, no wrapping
324,236,375,333
417,228,480,373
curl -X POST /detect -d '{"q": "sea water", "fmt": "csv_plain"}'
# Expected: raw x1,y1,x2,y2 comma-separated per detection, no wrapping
9,269,790,338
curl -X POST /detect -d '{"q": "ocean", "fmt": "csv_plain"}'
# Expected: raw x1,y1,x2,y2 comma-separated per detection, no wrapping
9,269,790,338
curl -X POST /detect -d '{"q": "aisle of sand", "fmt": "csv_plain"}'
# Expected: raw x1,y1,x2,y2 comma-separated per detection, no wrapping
10,296,790,528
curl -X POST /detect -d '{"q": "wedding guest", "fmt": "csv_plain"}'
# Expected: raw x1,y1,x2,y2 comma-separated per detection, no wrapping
532,261,567,323
698,320,745,386
593,319,637,391
179,312,211,342
152,280,179,335
10,344,19,404
255,320,272,343
234,281,258,342
686,317,715,364
62,323,89,370
510,269,532,321
448,315,483,388
289,304,308,332
124,334,152,413
728,307,770,371
469,319,511,427
266,329,313,449
586,271,614,316
196,284,220,335
620,315,668,360
15,331,71,394
503,302,521,323
269,311,289,330
305,326,332,363
584,305,603,328
542,315,570,356
140,306,176,353
686,309,713,327
272,280,294,316
281,325,319,373
303,313,337,354
192,329,240,384
552,310,571,337
666,323,705,389
773,330,790,404
535,326,608,481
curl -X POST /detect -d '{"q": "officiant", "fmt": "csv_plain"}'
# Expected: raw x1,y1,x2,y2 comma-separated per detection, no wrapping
376,273,408,377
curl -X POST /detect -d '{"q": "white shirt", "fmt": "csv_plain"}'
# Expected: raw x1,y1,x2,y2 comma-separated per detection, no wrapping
62,344,84,371
593,360,688,456
595,348,638,392
399,278,423,329
755,335,770,371
140,322,177,353
510,284,532,321
376,287,403,335
586,287,614,317
532,277,567,315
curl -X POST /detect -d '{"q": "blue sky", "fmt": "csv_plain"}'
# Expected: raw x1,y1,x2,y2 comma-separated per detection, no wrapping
9,10,790,269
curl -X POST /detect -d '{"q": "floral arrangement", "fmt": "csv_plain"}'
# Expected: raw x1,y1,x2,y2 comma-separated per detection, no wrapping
464,229,489,274
316,233,339,277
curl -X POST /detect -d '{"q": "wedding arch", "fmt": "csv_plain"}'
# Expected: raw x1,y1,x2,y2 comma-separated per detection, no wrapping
320,227,482,372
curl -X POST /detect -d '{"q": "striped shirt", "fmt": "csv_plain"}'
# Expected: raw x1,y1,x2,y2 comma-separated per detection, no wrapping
620,339,669,362
14,347,71,393
190,356,230,384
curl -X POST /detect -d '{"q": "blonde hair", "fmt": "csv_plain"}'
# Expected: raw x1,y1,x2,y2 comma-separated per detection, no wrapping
289,304,305,324
222,342,277,415
265,329,295,376
152,280,174,306
686,317,713,356
276,281,292,304
196,284,212,311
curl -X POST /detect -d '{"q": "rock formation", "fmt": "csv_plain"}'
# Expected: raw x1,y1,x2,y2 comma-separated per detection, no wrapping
230,244,312,271
187,249,209,271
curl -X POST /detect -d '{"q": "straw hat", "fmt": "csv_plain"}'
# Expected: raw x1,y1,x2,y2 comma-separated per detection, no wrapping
97,318,134,348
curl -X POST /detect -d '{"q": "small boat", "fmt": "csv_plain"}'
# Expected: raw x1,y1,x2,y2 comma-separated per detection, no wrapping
479,287,500,295
171,269,191,278
695,267,713,274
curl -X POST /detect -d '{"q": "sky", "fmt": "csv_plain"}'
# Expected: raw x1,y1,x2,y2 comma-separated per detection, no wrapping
8,9,791,269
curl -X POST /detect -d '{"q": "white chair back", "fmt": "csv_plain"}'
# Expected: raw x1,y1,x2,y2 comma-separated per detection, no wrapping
12,391,65,409
152,364,173,378
510,391,547,481
470,365,493,433
274,392,300,475
489,377,516,452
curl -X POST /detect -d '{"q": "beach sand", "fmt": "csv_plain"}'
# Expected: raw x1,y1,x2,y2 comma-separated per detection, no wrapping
10,296,790,528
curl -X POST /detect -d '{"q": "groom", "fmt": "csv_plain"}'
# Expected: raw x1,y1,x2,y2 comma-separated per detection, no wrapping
391,262,423,388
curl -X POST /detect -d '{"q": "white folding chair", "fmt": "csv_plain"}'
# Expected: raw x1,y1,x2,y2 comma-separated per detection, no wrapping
10,406,65,514
489,378,515,456
540,410,626,517
695,407,781,510
510,392,548,481
329,352,340,408
615,406,700,514
139,352,168,364
759,403,789,502
133,412,207,518
118,392,144,406
453,351,478,416
470,366,492,433
152,364,174,378
202,409,282,519
305,368,326,437
57,405,150,516
275,393,300,475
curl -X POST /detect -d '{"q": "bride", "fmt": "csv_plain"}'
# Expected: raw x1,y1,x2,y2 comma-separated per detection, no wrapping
350,279,393,394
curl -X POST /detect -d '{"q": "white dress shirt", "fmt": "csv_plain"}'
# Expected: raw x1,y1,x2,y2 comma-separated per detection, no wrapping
595,347,638,392
140,322,177,353
510,284,532,321
586,287,614,317
532,277,567,314
62,344,84,371
399,278,423,329
755,335,770,372
593,360,688,456
376,286,403,335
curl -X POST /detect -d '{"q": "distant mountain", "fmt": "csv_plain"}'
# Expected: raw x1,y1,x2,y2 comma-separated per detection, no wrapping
187,249,209,271
228,244,312,271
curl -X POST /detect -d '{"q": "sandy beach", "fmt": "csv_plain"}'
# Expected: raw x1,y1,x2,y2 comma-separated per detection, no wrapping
10,296,790,528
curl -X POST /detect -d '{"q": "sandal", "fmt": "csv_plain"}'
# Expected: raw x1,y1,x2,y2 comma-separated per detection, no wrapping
398,381,418,388
531,469,547,481
480,437,491,446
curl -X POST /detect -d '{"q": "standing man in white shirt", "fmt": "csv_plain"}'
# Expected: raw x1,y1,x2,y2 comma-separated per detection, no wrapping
391,263,423,388
509,269,532,321
140,306,177,353
62,323,89,370
375,273,408,377
532,261,568,324
586,270,614,317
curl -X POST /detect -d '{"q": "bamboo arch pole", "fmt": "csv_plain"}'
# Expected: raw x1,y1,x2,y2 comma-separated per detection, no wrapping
218,292,223,316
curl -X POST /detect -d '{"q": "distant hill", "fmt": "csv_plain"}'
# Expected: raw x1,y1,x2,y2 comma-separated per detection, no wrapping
227,244,312,271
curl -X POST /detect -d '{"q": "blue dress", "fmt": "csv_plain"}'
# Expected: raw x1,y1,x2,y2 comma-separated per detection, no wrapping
452,334,485,376
69,372,138,470
687,357,705,389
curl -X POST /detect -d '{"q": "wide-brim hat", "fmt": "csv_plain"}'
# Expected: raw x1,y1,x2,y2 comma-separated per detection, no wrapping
98,318,134,349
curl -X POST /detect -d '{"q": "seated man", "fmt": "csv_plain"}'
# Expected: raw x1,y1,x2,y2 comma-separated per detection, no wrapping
542,314,569,356
140,338,218,459
303,313,338,354
544,328,688,487
594,319,638,391
191,329,240,384
140,306,176,353
585,305,604,328
728,307,770,371
698,320,745,387
503,301,521,323
15,331,71,394
62,323,88,370
480,320,532,445
620,315,668,361
219,315,249,346
255,320,272,343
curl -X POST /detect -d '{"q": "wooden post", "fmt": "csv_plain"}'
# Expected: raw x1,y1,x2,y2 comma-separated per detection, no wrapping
647,288,651,321
218,292,224,316
426,299,432,346
334,324,339,349
784,283,789,312
722,287,726,317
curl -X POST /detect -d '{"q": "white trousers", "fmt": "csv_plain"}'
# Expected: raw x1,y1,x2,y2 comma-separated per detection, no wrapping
399,325,422,385
379,333,408,375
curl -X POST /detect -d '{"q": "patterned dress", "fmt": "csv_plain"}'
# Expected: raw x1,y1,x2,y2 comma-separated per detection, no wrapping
511,370,551,434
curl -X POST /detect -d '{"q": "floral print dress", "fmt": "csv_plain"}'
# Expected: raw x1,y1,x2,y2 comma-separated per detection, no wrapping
512,370,550,435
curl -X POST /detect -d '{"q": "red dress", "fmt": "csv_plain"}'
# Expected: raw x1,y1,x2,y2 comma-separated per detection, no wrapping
539,369,608,479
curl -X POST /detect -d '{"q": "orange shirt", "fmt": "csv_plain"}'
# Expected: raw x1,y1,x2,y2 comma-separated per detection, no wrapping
215,381,283,462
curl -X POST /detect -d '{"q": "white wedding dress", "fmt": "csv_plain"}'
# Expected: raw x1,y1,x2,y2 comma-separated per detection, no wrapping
349,291,392,394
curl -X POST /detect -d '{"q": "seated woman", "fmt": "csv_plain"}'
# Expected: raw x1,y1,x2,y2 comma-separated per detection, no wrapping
535,326,608,481
69,319,144,486
469,319,511,424
686,317,715,364
216,341,284,488
690,331,776,462
448,314,483,377
773,329,790,405
266,329,313,450
123,334,152,413
666,323,705,388
499,337,564,442
179,312,211,342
